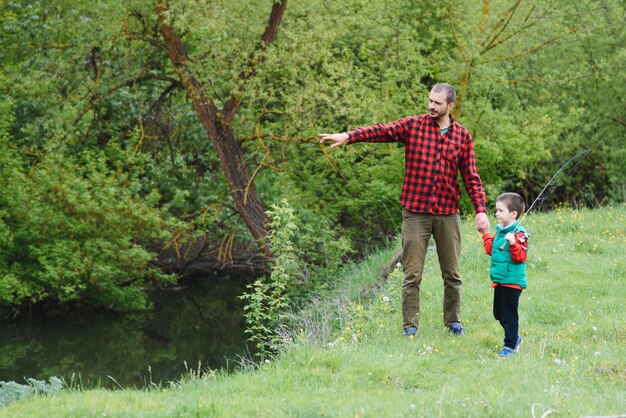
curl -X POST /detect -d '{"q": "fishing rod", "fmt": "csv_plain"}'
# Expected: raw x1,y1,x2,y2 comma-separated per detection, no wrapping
498,149,591,251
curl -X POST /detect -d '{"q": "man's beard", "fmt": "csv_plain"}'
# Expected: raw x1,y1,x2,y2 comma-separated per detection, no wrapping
429,108,447,120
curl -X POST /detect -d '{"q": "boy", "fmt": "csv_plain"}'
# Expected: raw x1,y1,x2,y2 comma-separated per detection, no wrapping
481,192,529,357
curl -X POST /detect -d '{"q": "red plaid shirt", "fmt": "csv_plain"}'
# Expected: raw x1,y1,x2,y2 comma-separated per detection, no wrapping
347,114,487,215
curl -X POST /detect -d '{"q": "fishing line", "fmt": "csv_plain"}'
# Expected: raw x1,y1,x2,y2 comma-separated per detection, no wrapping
498,149,591,250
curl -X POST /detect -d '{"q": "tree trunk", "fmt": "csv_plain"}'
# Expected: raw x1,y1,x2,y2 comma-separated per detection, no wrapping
156,0,275,257
453,62,471,121
215,119,272,247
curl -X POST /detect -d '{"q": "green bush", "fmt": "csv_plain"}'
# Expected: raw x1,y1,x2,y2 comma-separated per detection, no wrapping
0,138,175,310
0,377,63,407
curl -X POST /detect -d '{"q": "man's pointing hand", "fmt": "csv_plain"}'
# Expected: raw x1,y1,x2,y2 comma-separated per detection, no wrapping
319,133,349,148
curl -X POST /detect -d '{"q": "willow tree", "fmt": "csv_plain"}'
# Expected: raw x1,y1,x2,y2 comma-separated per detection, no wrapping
155,0,288,257
0,0,291,310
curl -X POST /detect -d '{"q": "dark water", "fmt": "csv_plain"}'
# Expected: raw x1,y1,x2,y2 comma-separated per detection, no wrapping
0,275,251,389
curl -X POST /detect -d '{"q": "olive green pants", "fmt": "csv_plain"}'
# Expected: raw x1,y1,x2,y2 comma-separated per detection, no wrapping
401,209,462,330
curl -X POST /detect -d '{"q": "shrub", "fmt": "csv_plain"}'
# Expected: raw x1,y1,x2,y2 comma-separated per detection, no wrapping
240,200,301,360
0,138,175,310
0,377,63,407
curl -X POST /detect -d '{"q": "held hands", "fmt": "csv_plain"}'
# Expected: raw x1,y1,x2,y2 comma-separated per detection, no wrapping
505,232,516,245
319,132,349,148
475,212,490,234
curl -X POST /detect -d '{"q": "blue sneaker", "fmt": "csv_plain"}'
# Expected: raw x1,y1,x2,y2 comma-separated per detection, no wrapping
498,347,515,357
499,337,522,357
403,326,417,337
449,322,464,335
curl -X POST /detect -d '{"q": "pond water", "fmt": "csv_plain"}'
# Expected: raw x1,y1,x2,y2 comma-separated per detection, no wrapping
0,275,251,389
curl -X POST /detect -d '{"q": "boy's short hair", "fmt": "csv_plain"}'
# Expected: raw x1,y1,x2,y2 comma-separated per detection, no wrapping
496,192,525,219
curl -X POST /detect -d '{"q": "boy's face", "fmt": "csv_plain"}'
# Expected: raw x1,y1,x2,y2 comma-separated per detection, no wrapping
495,201,518,226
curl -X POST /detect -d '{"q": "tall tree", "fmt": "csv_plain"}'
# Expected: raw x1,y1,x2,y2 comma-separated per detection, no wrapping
155,0,288,257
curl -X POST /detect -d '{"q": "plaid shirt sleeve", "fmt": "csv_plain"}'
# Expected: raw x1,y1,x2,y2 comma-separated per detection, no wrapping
458,128,488,214
346,117,411,143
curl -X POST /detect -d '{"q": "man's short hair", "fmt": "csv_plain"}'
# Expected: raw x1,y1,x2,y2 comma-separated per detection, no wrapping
431,83,456,104
496,192,526,219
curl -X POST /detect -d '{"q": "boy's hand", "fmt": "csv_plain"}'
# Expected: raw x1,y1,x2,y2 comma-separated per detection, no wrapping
505,233,516,245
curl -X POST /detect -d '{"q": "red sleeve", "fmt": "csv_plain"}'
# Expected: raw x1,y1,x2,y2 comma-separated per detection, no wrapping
509,232,528,263
347,116,411,144
459,131,488,214
482,232,494,256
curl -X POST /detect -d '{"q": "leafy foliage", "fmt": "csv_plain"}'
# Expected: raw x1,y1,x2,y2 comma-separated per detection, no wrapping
0,138,175,310
240,200,301,359
0,0,623,311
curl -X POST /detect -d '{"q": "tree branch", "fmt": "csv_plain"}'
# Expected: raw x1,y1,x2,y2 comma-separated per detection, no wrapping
448,5,469,62
481,0,522,52
605,115,626,128
102,73,183,99
479,0,490,35
223,0,288,124
485,35,563,62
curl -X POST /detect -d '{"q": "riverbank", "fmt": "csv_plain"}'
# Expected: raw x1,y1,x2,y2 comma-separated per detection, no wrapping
2,206,625,417
0,274,251,389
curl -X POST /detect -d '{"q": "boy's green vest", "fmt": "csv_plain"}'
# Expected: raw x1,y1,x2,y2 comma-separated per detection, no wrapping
490,221,528,288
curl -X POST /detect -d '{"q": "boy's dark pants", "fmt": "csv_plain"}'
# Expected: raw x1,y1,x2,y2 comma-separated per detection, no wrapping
493,285,522,349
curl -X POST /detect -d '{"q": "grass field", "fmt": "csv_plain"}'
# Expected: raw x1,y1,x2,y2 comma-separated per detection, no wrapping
2,206,624,417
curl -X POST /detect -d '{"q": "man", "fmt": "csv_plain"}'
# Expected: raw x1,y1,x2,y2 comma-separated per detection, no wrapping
320,83,490,336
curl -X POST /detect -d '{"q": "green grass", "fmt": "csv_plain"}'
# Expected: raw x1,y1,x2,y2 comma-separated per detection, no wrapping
2,206,625,417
